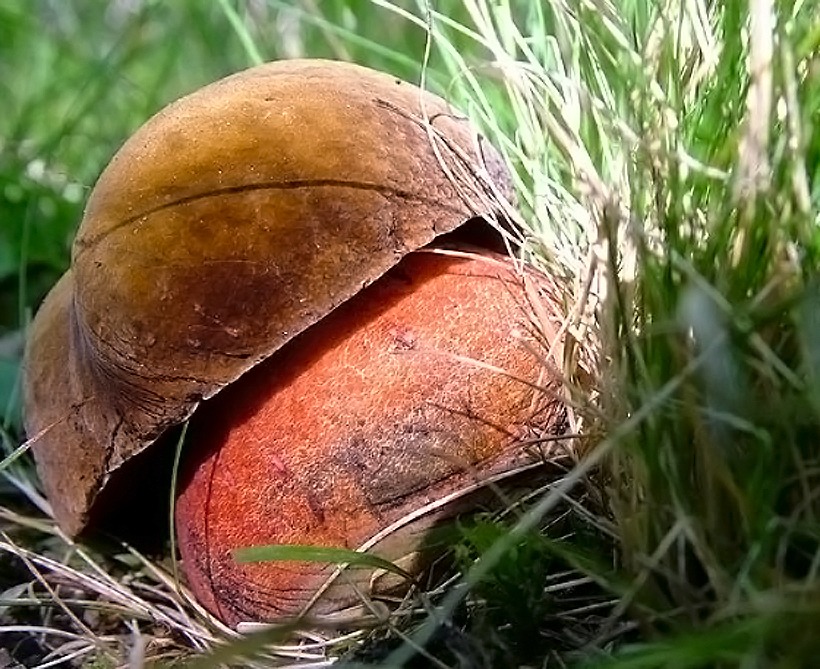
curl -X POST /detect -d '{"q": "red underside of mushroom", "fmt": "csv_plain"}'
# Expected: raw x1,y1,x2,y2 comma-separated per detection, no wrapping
175,250,560,626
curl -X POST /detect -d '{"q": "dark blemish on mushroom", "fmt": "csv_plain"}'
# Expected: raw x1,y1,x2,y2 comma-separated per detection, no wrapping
388,324,417,351
304,489,326,524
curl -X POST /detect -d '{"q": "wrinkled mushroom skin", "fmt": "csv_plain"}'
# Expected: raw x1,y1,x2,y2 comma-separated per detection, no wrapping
176,251,564,625
23,60,513,536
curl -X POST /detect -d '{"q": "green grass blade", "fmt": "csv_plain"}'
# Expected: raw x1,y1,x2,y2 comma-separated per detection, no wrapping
233,544,415,583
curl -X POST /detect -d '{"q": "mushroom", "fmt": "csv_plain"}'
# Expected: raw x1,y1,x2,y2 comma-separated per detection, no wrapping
23,59,566,625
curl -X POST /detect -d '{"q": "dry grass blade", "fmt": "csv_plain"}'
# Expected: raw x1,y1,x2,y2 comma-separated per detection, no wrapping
735,0,775,199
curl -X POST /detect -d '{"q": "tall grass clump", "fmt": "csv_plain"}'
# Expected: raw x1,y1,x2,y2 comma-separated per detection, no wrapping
594,2,820,664
406,0,819,666
308,0,817,667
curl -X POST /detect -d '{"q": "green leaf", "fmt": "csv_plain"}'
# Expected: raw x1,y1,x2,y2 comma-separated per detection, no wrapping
232,544,416,583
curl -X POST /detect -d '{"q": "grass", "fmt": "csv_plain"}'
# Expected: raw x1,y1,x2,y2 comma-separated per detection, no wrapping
2,0,819,667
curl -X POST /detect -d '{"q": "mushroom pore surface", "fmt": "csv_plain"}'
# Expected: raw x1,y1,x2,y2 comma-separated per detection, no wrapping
175,250,565,626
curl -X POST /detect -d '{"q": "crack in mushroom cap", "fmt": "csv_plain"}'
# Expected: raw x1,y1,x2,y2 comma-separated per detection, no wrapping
23,59,513,536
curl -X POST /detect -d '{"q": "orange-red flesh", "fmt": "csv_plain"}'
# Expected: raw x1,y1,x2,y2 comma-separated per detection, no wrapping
175,250,563,625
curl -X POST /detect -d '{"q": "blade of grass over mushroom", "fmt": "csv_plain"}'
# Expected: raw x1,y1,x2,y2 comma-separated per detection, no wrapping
168,421,189,590
233,545,417,584
0,439,31,472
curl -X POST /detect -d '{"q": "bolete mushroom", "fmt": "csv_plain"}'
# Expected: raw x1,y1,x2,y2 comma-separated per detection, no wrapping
23,59,566,625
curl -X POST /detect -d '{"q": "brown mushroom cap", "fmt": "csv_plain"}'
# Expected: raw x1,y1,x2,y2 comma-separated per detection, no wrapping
23,59,512,536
